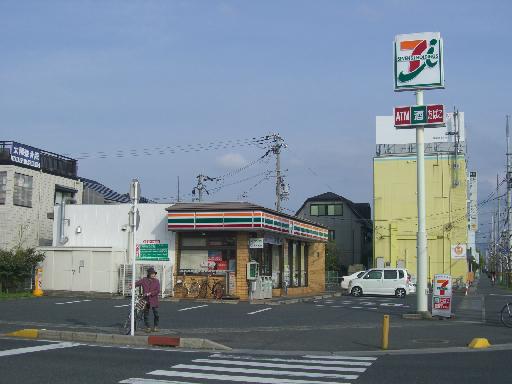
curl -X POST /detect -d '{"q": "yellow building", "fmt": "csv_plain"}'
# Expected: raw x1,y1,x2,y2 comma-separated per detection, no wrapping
373,116,469,284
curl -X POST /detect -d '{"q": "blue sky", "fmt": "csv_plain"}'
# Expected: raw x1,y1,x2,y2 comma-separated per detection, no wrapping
1,0,510,247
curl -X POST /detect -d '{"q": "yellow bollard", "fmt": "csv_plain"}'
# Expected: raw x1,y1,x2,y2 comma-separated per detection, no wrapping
32,268,44,297
382,314,389,350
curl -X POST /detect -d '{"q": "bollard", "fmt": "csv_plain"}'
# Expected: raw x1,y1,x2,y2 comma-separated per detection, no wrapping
381,314,389,350
32,268,44,297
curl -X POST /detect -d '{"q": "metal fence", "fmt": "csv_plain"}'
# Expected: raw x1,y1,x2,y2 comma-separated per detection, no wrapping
325,271,342,292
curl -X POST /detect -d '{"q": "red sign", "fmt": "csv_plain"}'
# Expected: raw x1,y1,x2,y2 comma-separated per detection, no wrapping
394,106,411,126
394,104,445,128
433,297,451,310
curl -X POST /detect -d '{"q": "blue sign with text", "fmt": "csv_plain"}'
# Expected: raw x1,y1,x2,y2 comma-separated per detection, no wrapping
11,142,41,169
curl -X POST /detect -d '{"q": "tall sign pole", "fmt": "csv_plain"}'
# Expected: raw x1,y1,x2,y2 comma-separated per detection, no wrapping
129,179,140,336
507,115,511,286
394,32,444,315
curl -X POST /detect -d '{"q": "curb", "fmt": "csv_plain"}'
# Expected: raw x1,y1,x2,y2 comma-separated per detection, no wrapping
5,329,231,351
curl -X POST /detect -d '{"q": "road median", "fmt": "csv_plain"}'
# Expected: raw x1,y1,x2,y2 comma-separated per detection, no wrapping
5,328,231,351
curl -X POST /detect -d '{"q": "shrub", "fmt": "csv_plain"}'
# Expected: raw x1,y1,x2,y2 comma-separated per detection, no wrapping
0,247,45,293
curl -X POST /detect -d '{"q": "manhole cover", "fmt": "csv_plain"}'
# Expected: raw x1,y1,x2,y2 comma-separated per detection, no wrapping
412,339,450,344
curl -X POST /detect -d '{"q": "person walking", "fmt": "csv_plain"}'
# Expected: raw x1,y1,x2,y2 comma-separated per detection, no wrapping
135,267,160,333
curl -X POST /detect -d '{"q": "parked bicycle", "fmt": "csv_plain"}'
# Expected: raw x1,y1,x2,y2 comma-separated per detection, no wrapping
120,290,148,335
173,272,201,298
198,273,225,299
501,302,512,327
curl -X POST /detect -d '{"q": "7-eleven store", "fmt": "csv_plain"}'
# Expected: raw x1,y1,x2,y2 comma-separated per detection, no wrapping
167,202,328,300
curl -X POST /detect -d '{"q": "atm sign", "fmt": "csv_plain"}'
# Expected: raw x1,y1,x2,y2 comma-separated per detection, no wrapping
394,104,445,128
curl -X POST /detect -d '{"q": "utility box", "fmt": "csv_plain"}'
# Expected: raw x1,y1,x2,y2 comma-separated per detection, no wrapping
262,276,273,299
247,261,259,281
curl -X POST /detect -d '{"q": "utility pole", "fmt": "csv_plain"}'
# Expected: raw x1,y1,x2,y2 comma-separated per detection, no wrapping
192,174,214,202
177,176,180,202
507,115,511,286
129,179,140,337
271,133,287,212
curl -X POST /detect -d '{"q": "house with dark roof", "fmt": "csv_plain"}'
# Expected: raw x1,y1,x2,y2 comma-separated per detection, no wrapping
81,177,152,204
296,192,372,273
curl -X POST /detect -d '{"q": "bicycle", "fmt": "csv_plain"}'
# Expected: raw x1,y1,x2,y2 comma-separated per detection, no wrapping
120,292,148,335
501,302,512,327
173,272,202,298
197,274,225,299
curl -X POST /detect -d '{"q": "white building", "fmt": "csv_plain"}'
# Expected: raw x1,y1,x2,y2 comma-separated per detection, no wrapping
0,141,83,250
40,203,175,295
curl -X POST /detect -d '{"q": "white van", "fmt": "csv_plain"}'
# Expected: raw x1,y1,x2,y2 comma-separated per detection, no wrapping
348,268,410,298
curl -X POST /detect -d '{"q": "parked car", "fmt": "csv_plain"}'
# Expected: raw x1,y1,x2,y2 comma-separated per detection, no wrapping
340,270,366,290
348,268,410,298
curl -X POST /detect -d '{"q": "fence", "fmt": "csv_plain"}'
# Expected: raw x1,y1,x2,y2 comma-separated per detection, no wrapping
325,270,342,292
118,264,173,297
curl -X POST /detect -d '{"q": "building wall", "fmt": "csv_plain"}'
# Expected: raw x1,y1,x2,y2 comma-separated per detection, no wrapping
0,164,83,250
373,154,468,283
297,201,370,270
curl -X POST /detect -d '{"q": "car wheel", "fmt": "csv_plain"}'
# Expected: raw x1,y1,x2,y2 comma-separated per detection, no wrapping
395,288,406,298
351,286,363,297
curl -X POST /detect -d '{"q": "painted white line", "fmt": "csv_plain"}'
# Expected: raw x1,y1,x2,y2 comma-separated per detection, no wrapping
341,301,352,304
208,354,372,366
332,305,342,308
120,379,196,384
0,342,80,357
315,304,325,307
489,294,512,297
178,305,208,312
82,299,92,302
368,307,377,310
173,364,359,380
149,370,352,384
114,304,131,308
380,303,403,307
55,303,66,305
191,358,366,372
351,306,363,309
248,308,272,315
304,354,377,361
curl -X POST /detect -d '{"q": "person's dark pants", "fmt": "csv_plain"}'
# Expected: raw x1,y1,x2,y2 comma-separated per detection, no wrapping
144,306,159,328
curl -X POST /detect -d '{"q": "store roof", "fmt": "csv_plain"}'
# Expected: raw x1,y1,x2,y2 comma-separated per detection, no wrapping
166,201,328,229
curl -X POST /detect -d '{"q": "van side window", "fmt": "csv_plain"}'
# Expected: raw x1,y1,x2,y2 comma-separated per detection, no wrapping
384,270,397,279
398,270,404,279
365,270,382,280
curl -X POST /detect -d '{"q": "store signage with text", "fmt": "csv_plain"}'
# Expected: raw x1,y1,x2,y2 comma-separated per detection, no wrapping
394,104,445,128
432,274,452,318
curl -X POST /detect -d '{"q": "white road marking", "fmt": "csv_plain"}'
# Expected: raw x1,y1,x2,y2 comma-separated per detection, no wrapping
114,304,131,308
380,303,404,307
368,307,377,310
55,299,92,305
351,306,363,309
332,305,343,308
191,358,366,372
360,302,377,306
315,304,325,307
0,342,80,357
341,301,352,304
172,364,359,380
247,308,272,315
208,354,372,366
178,305,208,312
149,370,352,384
489,294,512,297
121,379,197,384
304,354,377,361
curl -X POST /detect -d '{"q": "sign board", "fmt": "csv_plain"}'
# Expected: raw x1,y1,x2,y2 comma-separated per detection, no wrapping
394,104,445,128
10,142,41,169
468,171,478,231
394,32,444,91
432,274,452,317
451,244,467,260
136,242,169,261
249,238,264,249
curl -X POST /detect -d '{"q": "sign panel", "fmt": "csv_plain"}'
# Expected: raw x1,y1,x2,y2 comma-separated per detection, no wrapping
10,142,41,169
451,244,467,260
249,238,264,249
136,241,169,261
394,32,444,91
432,274,452,318
394,104,445,128
468,171,478,231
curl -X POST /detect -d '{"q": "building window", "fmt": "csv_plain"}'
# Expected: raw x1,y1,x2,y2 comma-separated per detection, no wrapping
0,171,6,204
328,230,336,241
310,203,343,216
13,173,33,208
179,233,236,274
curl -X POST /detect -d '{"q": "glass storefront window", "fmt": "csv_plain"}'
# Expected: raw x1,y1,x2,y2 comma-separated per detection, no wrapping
292,242,299,287
179,233,236,274
271,245,281,288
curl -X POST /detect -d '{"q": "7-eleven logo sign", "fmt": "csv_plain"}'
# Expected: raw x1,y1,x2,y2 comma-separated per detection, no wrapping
394,32,444,91
436,279,450,295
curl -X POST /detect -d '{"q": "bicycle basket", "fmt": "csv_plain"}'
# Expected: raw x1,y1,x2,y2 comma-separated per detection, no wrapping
135,297,148,311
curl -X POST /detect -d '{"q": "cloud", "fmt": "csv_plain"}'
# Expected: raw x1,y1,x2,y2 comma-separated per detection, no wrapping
216,153,247,169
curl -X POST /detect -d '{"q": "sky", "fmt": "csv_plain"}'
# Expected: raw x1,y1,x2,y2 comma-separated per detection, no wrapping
1,0,510,249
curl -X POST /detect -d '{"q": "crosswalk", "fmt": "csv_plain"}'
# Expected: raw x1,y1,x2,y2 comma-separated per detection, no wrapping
120,353,377,383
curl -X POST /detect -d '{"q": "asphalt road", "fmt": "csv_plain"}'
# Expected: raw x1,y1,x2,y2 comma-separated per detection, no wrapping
1,337,510,384
2,279,512,352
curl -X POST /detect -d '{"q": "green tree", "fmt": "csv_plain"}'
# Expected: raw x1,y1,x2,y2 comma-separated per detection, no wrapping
325,240,339,272
0,247,45,293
